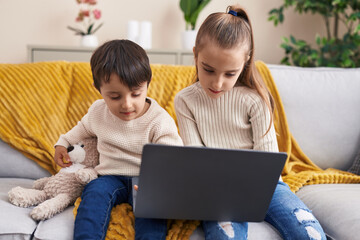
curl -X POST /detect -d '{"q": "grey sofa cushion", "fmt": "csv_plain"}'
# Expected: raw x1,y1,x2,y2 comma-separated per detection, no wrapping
268,65,360,170
296,184,360,240
0,139,51,179
34,207,75,240
189,221,282,239
33,208,282,240
248,222,282,239
0,178,37,240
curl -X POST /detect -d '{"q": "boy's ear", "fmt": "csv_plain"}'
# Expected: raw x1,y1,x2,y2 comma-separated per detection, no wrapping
193,47,197,64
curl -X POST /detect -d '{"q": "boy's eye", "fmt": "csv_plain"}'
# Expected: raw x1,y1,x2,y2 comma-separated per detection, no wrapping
132,93,140,97
109,94,121,100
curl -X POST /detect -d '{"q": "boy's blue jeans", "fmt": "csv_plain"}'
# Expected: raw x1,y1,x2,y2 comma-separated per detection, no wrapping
202,181,326,240
74,175,167,240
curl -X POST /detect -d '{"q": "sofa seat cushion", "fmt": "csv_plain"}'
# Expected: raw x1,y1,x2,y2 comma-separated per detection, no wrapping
189,221,281,239
247,222,282,239
296,184,360,240
34,205,282,240
0,178,37,240
33,207,74,240
33,208,282,240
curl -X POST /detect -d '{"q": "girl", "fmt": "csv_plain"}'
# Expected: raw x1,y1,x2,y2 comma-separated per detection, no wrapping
174,5,326,240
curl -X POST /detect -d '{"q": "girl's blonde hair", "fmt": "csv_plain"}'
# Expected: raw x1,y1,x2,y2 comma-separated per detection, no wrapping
194,5,275,136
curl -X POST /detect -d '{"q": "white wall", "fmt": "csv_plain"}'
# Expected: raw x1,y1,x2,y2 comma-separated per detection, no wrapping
0,0,325,64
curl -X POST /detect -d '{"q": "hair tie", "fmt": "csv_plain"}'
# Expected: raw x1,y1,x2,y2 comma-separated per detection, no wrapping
228,10,237,17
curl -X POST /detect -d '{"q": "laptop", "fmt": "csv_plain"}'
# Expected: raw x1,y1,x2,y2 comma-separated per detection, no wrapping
133,144,287,222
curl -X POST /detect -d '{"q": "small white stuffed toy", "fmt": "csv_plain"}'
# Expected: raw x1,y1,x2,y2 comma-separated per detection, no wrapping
8,138,99,221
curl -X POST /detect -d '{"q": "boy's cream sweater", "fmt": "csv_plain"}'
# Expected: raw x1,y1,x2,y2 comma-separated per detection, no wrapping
174,82,278,152
56,98,183,176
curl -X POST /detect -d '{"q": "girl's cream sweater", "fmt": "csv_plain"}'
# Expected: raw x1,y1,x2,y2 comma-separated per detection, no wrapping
174,82,278,152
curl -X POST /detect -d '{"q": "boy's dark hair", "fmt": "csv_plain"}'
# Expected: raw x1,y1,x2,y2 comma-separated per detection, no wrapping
90,39,152,91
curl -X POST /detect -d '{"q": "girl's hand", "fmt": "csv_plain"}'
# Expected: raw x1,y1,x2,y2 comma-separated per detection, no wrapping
54,145,72,168
134,185,138,191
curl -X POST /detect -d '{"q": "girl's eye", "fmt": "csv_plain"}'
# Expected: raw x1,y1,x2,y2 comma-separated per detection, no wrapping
203,68,214,73
226,73,236,77
110,96,120,100
132,93,141,97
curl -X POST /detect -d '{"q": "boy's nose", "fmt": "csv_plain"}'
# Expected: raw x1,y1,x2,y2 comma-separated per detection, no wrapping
121,97,132,109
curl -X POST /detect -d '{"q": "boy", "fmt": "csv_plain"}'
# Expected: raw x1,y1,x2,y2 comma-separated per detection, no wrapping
54,39,182,240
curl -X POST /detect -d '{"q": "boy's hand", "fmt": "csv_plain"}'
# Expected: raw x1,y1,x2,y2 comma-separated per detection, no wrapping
134,185,138,191
54,145,72,168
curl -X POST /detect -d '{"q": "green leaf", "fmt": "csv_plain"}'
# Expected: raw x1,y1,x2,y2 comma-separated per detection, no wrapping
180,0,210,30
281,36,289,44
295,40,307,48
321,37,328,45
355,23,360,34
188,0,211,30
279,12,284,22
269,9,278,15
280,56,290,65
91,23,103,34
87,23,94,35
310,52,318,59
180,0,197,18
290,35,296,44
332,0,342,6
316,34,321,45
67,26,85,35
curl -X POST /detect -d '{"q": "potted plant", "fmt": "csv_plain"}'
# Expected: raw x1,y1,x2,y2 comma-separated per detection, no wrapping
179,0,211,50
268,0,360,67
67,0,103,47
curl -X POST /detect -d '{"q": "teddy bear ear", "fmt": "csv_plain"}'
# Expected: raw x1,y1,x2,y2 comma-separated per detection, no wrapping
67,145,74,153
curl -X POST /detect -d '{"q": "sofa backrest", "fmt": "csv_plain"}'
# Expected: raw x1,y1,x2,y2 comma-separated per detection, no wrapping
268,65,360,170
1,62,358,178
0,139,51,179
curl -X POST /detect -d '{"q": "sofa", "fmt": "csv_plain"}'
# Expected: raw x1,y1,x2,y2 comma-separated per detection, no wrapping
0,61,359,240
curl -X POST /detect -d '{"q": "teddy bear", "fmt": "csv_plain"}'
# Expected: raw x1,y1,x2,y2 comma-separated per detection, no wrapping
8,138,99,221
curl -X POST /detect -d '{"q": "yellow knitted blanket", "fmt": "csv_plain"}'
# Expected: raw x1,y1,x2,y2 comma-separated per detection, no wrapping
1,61,359,239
